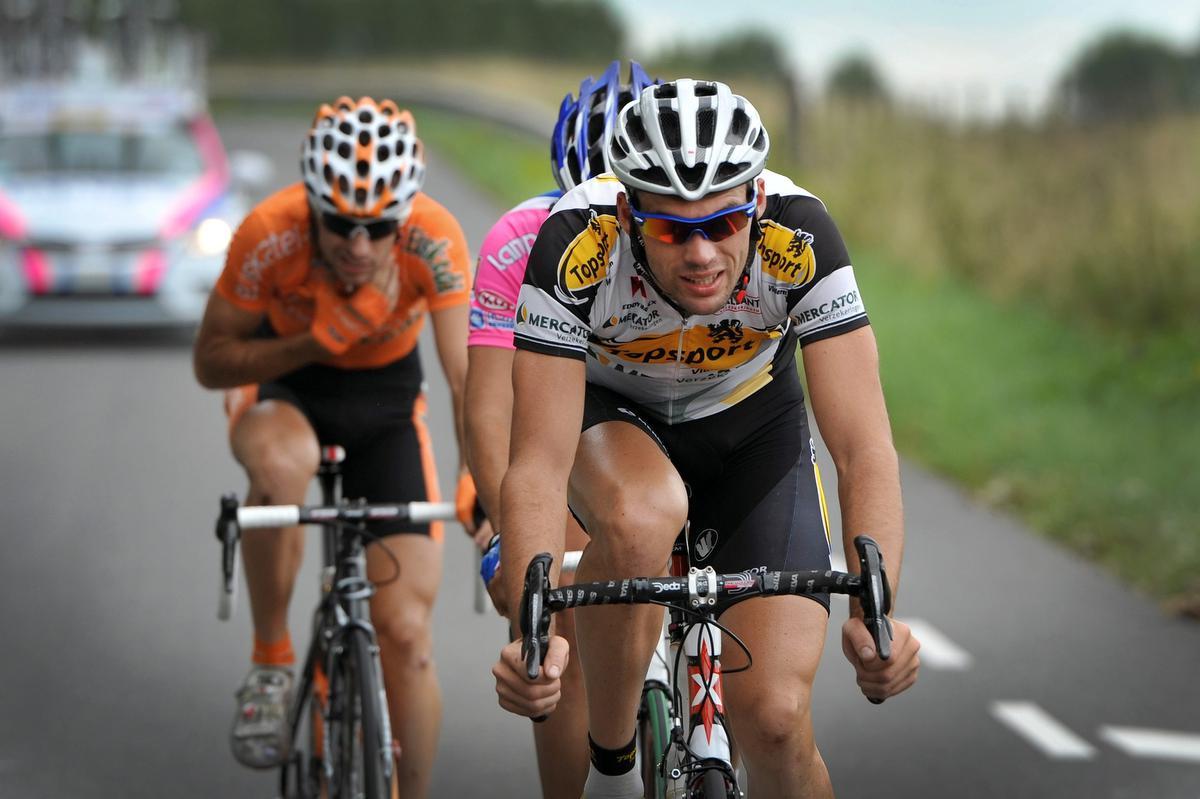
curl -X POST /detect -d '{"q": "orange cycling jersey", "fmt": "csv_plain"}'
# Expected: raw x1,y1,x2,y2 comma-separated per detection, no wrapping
216,183,470,369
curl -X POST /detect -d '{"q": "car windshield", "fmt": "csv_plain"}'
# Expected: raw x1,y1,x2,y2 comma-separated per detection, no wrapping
0,124,204,179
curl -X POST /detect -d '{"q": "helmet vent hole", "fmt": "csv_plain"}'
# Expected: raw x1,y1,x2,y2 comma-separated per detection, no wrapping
307,157,316,173
377,144,390,162
676,162,706,191
337,175,350,195
322,135,334,151
659,110,681,149
654,84,677,100
728,109,750,143
358,110,373,124
378,124,391,138
566,149,583,184
610,136,629,160
358,130,371,147
696,109,716,147
694,83,718,97
751,130,767,151
323,164,334,183
630,166,670,189
338,121,353,135
391,172,401,188
355,187,368,205
586,112,606,146
337,142,351,159
586,151,607,178
625,115,651,152
356,159,369,177
715,162,750,183
374,177,385,197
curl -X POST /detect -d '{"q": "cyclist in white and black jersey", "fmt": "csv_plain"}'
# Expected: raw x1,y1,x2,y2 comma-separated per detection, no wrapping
493,79,921,799
511,169,866,422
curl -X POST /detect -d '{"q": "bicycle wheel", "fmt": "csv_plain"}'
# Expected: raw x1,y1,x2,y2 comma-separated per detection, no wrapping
327,628,396,799
638,684,672,799
697,766,728,799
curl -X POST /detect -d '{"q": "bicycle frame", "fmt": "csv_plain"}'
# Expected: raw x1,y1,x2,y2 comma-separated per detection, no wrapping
285,447,393,798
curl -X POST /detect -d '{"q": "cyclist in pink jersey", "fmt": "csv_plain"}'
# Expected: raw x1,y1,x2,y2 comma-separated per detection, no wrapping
465,61,656,799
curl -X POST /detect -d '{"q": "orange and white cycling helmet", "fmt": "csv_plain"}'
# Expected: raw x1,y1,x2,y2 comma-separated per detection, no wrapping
301,96,425,222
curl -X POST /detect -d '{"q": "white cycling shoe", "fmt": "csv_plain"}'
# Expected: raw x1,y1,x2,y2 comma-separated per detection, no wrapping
230,665,294,769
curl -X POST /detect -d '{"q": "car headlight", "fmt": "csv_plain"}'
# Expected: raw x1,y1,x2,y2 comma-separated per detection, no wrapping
190,217,233,257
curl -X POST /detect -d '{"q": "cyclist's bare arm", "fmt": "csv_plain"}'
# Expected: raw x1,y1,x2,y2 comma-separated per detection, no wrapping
499,348,583,615
493,348,581,716
430,303,471,468
193,292,326,389
803,325,903,588
464,345,515,526
804,325,920,699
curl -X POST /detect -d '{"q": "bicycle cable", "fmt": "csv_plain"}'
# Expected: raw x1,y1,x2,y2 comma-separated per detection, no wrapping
331,520,404,587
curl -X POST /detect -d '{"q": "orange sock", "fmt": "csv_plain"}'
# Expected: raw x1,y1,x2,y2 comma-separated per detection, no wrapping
252,633,295,667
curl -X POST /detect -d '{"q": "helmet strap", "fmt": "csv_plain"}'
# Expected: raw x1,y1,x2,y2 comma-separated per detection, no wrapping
730,215,763,305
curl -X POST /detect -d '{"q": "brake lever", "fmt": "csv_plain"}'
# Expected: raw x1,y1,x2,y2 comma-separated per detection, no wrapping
853,535,894,704
519,553,553,681
216,494,241,621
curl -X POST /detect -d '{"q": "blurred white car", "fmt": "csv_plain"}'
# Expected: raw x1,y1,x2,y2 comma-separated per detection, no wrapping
0,81,264,326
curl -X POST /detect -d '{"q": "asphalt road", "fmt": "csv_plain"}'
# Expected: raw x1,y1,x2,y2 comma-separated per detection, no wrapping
1,111,1197,798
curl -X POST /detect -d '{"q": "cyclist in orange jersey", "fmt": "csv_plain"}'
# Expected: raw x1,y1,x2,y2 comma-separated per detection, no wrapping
193,97,477,797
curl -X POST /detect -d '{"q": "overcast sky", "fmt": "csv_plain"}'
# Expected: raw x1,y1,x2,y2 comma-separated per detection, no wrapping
608,0,1200,116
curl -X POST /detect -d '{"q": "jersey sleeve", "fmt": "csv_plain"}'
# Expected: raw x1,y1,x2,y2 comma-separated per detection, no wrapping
513,207,611,360
404,195,471,312
468,208,540,349
214,209,275,313
763,194,869,345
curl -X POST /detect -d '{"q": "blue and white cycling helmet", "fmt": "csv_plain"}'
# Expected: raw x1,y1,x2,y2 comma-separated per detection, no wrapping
551,60,657,192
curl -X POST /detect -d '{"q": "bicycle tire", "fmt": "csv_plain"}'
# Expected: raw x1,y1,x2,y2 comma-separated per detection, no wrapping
698,766,727,799
638,684,672,799
327,629,395,799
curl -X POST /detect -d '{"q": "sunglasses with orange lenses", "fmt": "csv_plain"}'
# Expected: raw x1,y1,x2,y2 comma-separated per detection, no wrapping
631,194,756,245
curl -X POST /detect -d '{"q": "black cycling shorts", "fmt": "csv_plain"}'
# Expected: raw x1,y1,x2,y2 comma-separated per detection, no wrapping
237,350,443,539
580,366,832,611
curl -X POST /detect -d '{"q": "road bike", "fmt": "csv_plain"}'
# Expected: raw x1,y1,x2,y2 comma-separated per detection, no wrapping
215,445,456,799
520,531,893,799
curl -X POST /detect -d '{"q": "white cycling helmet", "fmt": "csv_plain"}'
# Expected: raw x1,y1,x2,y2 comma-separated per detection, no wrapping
609,79,769,201
301,96,425,221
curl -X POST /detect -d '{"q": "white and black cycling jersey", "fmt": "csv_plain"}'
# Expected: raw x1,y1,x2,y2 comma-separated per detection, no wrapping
514,170,869,424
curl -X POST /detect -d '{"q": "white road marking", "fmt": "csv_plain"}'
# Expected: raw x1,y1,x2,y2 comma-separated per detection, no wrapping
1100,726,1200,764
901,618,973,670
991,702,1097,759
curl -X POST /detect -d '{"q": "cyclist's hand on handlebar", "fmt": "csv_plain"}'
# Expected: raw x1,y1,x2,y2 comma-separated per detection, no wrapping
472,517,495,552
492,636,569,719
842,616,921,703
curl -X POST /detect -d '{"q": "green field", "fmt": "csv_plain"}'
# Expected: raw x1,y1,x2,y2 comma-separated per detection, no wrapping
410,105,1200,615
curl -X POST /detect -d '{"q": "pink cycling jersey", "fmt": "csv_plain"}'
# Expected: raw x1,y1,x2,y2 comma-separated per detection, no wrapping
468,192,559,349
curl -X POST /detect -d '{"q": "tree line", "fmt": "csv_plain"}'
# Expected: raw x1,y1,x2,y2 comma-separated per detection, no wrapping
177,0,624,62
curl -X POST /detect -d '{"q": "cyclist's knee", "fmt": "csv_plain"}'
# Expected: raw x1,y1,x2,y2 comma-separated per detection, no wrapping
374,600,435,670
232,405,319,491
582,489,686,568
731,683,816,758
